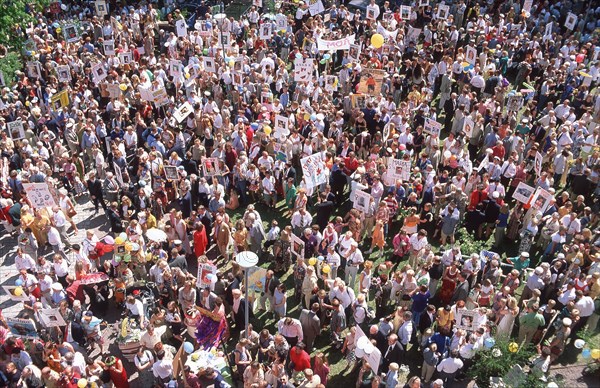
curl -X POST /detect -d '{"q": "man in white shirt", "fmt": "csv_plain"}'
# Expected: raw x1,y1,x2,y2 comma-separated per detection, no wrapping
329,280,356,314
140,324,162,350
52,206,71,249
262,170,277,208
561,213,581,240
326,245,341,279
46,225,69,261
152,350,173,384
408,230,429,268
277,317,303,347
344,243,364,290
125,295,146,327
15,249,36,273
291,208,313,237
436,350,464,384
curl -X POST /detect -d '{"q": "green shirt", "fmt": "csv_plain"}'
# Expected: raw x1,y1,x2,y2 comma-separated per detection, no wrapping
520,312,545,329
513,257,530,272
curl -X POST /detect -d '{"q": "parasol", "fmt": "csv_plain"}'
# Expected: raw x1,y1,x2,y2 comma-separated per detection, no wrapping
146,228,168,242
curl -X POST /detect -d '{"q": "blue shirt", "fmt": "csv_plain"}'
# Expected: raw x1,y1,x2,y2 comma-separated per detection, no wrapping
497,212,509,228
412,291,431,313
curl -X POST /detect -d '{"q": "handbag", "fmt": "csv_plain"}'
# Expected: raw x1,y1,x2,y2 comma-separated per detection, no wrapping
67,208,77,218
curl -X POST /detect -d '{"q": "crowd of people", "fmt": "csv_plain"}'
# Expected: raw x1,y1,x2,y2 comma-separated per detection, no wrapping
0,0,600,387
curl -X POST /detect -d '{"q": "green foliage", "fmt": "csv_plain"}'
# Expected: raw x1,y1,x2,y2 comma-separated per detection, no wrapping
467,339,537,388
0,0,49,49
0,52,22,86
455,227,490,256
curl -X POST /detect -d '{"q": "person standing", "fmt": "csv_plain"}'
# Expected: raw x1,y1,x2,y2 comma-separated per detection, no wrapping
299,303,321,352
344,243,364,291
518,304,545,344
102,356,129,388
259,270,280,314
86,172,106,213
436,350,463,385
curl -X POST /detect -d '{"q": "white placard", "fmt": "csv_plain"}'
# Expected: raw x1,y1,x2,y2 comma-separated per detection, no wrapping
95,0,108,17
106,83,121,98
276,15,288,30
513,182,535,204
465,46,477,65
353,190,372,213
274,115,289,134
388,158,411,181
308,0,325,16
23,182,57,208
7,120,25,140
437,4,449,19
196,263,217,289
565,13,577,30
317,34,356,51
170,59,182,77
424,118,442,136
301,152,329,189
534,151,543,177
176,19,188,37
259,23,272,40
529,187,554,213
40,308,67,327
366,5,377,20
119,52,132,65
173,102,193,123
57,65,71,82
92,62,107,84
462,116,474,138
202,57,216,73
103,40,115,56
294,58,314,82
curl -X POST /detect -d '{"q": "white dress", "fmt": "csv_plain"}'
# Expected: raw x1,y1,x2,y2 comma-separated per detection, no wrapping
496,308,518,338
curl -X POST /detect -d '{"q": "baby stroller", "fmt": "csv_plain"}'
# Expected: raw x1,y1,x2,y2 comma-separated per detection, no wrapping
126,281,159,322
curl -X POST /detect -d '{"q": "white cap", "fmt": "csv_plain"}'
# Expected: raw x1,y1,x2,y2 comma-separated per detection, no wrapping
492,191,499,199
562,317,572,326
521,252,529,258
534,267,543,275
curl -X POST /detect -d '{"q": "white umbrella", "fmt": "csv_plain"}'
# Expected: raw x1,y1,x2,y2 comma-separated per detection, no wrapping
146,228,167,242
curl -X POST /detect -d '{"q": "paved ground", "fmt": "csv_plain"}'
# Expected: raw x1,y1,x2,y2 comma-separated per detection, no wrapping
0,195,147,380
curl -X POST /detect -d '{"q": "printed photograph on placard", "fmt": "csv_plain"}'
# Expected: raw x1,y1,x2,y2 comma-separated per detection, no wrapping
366,5,377,20
353,190,371,213
119,52,132,64
437,4,449,19
7,120,25,140
63,24,79,43
348,44,361,62
163,165,179,181
565,13,577,30
513,182,535,204
27,62,41,79
6,318,38,338
103,40,115,55
57,65,71,82
202,57,216,73
400,5,411,20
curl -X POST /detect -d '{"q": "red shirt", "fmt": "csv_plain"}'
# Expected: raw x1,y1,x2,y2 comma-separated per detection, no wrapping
289,347,311,372
343,157,359,175
468,190,487,211
491,144,505,160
